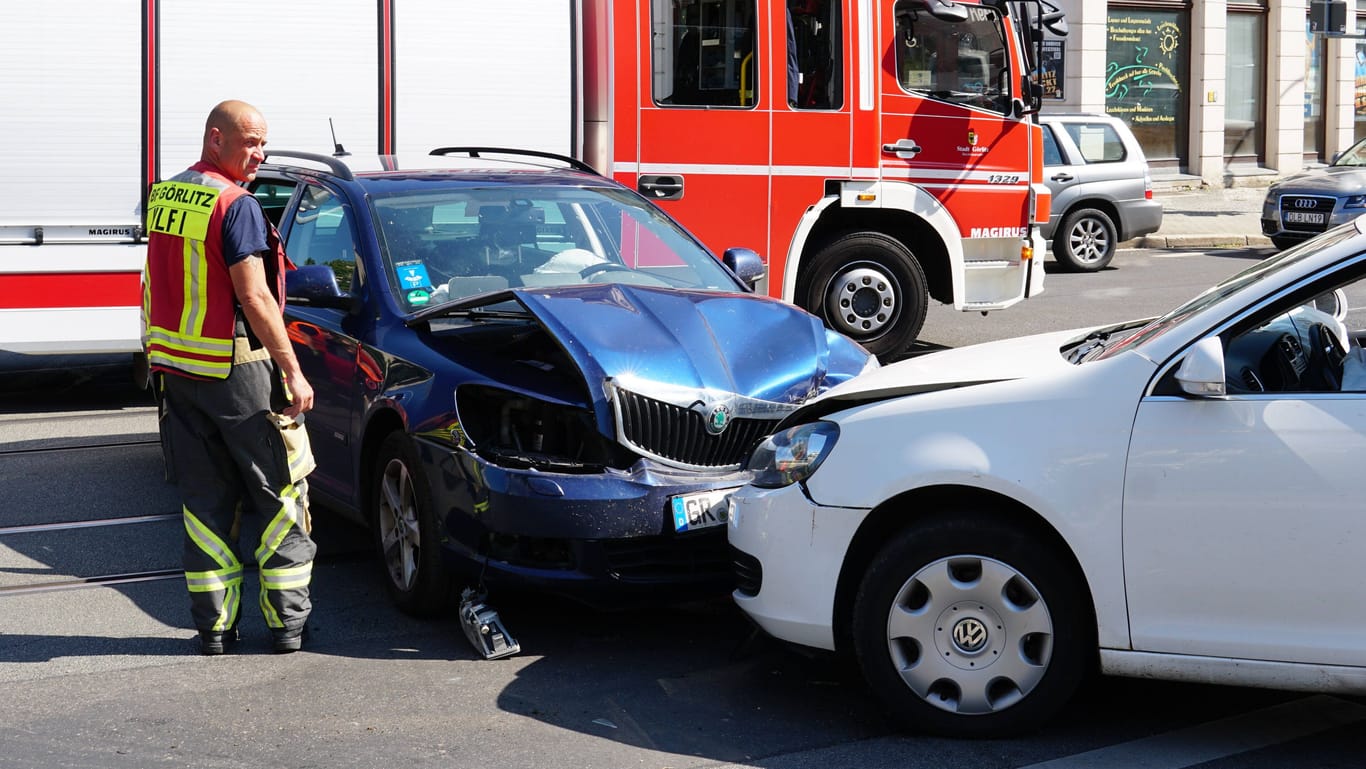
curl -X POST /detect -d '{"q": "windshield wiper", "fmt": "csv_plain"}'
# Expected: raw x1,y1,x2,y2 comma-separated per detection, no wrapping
1067,330,1111,363
926,89,983,100
426,307,531,321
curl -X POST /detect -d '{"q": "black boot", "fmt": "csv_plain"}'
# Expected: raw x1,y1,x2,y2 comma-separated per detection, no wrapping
271,624,307,654
198,625,239,656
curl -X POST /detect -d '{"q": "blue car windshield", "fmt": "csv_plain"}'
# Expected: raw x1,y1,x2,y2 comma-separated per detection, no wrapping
1089,224,1360,361
369,185,741,311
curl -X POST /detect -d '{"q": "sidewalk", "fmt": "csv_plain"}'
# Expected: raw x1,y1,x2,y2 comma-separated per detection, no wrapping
1127,177,1273,249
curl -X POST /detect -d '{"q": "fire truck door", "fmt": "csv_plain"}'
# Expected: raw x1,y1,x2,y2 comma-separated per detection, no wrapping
632,0,772,268
878,3,1031,239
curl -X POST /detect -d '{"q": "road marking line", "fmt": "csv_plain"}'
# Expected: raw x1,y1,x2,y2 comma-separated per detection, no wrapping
1019,695,1366,769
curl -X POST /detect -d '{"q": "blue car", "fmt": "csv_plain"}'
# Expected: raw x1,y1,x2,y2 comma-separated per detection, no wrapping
254,148,875,612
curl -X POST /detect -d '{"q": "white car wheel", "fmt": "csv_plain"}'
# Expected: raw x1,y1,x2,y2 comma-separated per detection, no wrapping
852,513,1090,737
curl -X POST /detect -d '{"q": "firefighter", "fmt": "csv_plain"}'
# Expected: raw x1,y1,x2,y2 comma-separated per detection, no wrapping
143,100,317,655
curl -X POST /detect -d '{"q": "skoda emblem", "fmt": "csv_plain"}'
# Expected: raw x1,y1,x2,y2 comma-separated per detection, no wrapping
705,403,732,435
952,617,989,653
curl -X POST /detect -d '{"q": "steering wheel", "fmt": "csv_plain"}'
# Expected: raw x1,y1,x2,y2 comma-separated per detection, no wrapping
1306,323,1347,390
579,262,636,280
1272,332,1309,390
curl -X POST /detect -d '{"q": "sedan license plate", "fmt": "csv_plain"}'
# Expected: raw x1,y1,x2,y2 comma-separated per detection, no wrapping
671,488,738,532
1284,211,1326,225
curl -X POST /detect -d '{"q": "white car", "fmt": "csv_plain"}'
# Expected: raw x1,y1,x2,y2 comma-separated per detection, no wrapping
728,219,1366,737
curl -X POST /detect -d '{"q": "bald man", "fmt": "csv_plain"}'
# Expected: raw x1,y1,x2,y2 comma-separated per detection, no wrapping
143,100,317,655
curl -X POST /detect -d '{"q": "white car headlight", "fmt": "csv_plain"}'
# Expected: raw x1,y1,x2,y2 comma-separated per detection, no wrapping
746,421,839,488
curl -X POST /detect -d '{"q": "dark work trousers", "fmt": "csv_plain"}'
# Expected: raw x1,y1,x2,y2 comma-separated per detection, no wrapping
159,357,316,635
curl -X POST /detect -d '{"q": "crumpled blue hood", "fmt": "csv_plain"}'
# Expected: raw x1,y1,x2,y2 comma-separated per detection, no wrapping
510,283,872,404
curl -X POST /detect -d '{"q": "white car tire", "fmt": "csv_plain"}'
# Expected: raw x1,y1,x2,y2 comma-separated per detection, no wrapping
851,511,1091,737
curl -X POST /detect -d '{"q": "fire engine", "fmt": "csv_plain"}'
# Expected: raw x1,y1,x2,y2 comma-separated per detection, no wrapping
0,0,1065,365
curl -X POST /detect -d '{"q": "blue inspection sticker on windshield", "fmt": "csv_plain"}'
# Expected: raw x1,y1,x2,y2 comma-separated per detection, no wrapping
394,260,433,291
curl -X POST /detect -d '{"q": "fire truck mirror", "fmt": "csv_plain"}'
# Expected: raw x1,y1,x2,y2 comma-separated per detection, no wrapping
922,0,969,23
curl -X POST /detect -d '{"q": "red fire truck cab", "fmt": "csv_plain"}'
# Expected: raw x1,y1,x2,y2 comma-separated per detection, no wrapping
0,0,1064,365
595,0,1067,357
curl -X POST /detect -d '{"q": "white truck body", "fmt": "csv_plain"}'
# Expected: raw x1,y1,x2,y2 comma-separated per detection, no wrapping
0,0,574,355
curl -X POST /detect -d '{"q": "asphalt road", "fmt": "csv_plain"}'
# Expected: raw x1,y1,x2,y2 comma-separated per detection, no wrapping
3,248,1365,769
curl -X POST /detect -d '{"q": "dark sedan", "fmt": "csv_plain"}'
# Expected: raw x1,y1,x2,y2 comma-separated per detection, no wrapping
254,148,875,612
1262,135,1366,250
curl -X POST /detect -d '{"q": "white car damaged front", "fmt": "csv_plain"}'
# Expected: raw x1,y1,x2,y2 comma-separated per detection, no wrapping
728,218,1366,737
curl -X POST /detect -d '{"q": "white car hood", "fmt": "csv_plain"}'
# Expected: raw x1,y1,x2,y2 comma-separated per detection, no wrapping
819,327,1089,401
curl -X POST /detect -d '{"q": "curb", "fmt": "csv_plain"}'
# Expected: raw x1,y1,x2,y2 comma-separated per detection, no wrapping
1134,233,1274,249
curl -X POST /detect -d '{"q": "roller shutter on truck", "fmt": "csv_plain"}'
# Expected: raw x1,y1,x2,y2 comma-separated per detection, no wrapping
0,3,146,354
393,1,574,156
0,0,576,358
159,1,380,175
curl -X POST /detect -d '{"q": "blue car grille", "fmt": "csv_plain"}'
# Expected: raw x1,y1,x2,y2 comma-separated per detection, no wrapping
601,528,731,583
615,389,779,469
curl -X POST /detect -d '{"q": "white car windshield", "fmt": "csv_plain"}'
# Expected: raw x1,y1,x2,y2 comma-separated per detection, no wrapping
1086,225,1360,361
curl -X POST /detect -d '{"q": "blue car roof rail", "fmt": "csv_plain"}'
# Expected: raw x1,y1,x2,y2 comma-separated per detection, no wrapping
264,150,355,181
429,146,601,177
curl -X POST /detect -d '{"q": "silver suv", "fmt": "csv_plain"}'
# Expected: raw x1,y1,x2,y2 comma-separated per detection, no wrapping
1040,113,1164,271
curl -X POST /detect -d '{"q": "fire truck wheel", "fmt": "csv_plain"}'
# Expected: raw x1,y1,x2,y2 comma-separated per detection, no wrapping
803,233,927,359
1052,208,1117,272
371,431,456,617
132,352,151,390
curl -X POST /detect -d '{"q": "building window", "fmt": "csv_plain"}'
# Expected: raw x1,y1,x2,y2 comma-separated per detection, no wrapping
1306,19,1327,159
1105,8,1188,167
1225,11,1265,165
1357,40,1366,141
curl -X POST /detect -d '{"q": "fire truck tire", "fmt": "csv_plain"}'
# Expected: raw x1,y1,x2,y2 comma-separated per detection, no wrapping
1052,208,1116,272
132,352,151,390
802,233,927,359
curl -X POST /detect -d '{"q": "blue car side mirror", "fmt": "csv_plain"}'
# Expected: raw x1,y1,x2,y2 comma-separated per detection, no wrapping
286,264,355,311
722,247,765,290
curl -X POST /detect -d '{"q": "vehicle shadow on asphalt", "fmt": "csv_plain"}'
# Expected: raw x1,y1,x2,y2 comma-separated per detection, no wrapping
0,355,153,411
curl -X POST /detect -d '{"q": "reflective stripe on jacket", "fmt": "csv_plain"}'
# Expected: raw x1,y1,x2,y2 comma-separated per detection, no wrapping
143,162,287,379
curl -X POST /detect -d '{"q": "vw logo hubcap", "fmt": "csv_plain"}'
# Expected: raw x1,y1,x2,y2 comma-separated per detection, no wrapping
952,617,989,653
934,601,1007,671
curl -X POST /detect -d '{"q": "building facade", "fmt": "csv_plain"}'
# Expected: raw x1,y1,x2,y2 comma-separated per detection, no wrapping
1043,0,1366,184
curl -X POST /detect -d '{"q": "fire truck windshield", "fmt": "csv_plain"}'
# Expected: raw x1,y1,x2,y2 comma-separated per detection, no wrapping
894,2,1011,113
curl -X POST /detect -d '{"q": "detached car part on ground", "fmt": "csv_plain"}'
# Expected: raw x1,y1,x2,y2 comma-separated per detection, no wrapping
261,148,874,613
730,219,1366,736
1039,113,1162,272
1262,134,1366,250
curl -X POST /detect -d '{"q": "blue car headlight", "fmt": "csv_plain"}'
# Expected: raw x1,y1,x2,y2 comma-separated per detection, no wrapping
746,421,839,489
1345,195,1366,210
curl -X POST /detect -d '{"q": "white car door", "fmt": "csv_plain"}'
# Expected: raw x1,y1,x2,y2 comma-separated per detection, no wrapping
1123,371,1366,665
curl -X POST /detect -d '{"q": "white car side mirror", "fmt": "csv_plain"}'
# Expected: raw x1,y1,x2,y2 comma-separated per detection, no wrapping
1311,288,1349,321
1175,337,1227,397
